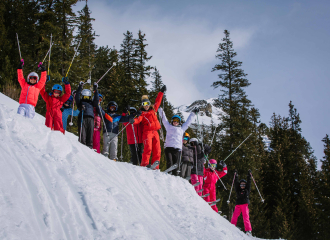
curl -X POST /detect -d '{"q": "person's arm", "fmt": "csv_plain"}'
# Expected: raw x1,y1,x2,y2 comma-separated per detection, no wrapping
246,172,252,192
73,109,80,117
40,86,49,102
59,84,71,103
17,69,25,88
35,70,47,90
153,92,164,112
158,107,171,129
92,89,99,107
216,166,228,178
234,173,240,192
104,113,113,122
133,114,143,125
181,112,195,132
75,84,83,106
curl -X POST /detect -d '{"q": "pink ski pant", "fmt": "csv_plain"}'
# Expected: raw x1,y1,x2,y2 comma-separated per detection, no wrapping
231,203,252,231
191,174,203,196
203,187,218,212
93,129,101,153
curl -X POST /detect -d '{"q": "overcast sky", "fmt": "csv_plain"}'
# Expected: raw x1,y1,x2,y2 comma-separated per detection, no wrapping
74,0,330,164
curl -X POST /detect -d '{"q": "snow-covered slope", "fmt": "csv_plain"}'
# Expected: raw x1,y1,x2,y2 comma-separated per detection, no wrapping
0,93,262,240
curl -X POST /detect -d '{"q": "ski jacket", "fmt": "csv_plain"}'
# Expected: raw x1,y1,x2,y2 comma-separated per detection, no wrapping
40,84,71,118
203,166,228,190
62,107,80,130
100,110,130,134
17,69,47,107
122,113,143,144
94,108,102,132
181,143,194,163
159,108,195,150
75,85,99,118
235,173,251,205
191,143,212,176
133,92,164,131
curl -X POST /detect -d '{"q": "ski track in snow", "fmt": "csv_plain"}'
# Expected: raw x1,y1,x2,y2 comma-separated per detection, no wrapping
0,93,265,240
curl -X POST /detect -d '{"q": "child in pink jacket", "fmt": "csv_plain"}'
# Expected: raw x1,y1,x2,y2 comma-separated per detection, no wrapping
202,159,228,212
93,94,103,153
16,60,47,119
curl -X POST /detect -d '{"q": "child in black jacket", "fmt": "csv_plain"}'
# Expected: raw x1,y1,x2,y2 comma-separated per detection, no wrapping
230,169,252,235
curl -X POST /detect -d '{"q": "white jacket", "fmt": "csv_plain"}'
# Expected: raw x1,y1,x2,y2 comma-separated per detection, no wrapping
158,108,195,150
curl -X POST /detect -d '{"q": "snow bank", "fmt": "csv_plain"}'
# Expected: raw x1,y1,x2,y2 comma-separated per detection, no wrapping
0,93,261,239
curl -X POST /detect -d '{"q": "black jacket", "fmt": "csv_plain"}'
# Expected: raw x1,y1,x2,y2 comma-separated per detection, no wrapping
75,85,99,118
181,143,194,163
235,173,251,205
191,143,211,176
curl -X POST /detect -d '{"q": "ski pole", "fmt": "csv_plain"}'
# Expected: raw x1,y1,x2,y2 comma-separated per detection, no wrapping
108,123,130,144
96,62,117,84
42,42,54,64
79,109,84,143
250,172,265,203
119,125,124,162
223,133,252,162
48,34,52,75
227,172,236,204
16,33,22,60
177,149,183,175
131,123,140,166
69,93,76,126
98,105,109,138
65,39,81,77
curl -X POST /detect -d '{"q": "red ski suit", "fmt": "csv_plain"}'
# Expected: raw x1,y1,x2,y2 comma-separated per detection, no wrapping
17,69,47,107
122,113,143,144
40,84,71,134
133,92,164,168
203,166,228,212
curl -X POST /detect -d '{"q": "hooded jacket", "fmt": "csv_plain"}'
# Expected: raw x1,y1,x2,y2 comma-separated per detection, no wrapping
75,85,99,118
191,143,211,176
235,173,251,205
181,143,194,163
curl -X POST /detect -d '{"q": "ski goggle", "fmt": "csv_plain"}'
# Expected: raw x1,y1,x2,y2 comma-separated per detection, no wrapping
183,137,189,141
142,101,151,106
209,163,217,169
172,118,180,123
83,96,91,100
240,184,246,187
29,76,38,81
53,90,61,94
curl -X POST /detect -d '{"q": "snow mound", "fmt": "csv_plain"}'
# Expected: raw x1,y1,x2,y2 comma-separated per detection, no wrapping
0,93,262,239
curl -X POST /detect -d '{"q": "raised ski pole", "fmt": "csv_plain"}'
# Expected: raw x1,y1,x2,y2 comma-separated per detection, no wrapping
119,125,124,162
69,93,76,126
16,33,22,60
223,133,253,162
98,105,109,139
108,123,130,144
177,150,183,175
42,42,54,64
227,172,236,204
79,109,84,143
48,34,52,75
65,39,81,77
250,172,265,203
96,62,117,84
131,123,140,165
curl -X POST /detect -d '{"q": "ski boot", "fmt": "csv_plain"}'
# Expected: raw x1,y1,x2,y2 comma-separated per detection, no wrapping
246,231,252,236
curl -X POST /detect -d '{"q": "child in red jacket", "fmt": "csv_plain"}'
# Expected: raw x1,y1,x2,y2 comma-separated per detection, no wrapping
17,60,47,119
203,159,228,212
133,85,166,168
40,77,71,134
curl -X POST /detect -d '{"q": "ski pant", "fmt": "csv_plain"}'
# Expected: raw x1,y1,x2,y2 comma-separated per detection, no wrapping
102,132,118,160
231,204,252,232
17,104,35,119
93,129,101,153
165,147,181,175
203,185,218,212
78,116,94,148
45,112,64,134
181,162,192,179
141,130,161,169
191,174,203,196
129,143,143,165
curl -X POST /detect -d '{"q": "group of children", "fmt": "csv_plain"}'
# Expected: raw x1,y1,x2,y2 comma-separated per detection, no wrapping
16,60,253,235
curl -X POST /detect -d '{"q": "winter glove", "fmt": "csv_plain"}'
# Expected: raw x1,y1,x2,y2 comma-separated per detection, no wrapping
136,110,142,117
129,117,135,124
248,169,252,174
204,145,212,155
72,90,76,96
81,105,86,111
192,107,200,114
17,59,24,69
46,75,51,83
234,169,238,174
219,160,226,168
160,85,167,93
38,62,46,72
79,81,84,86
93,82,98,91
60,107,64,112
62,77,70,85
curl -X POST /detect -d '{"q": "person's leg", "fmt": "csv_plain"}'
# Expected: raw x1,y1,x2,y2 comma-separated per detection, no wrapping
93,130,101,153
141,131,152,167
151,131,161,169
187,162,192,179
53,114,64,133
172,149,180,176
231,205,243,226
137,143,143,165
102,133,111,156
45,112,53,129
17,104,26,116
203,187,211,203
210,187,218,212
197,175,204,195
241,204,252,232
86,117,94,148
81,118,88,145
129,144,137,165
190,174,201,194
25,104,35,119
164,148,173,170
109,132,118,160
180,162,187,178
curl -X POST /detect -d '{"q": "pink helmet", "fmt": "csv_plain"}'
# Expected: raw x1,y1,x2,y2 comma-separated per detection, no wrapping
209,159,217,164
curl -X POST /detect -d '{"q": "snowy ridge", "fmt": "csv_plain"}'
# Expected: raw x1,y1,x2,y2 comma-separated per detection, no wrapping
0,93,264,239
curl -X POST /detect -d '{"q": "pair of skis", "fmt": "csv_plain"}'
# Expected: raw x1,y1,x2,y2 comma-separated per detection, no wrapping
197,189,220,206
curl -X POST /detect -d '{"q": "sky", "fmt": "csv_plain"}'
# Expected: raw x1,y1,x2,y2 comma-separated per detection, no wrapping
73,0,330,164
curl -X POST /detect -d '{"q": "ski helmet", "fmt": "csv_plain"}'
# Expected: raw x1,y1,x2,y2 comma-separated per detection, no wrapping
171,115,181,124
107,101,118,112
81,89,92,97
190,138,198,143
99,93,103,103
52,84,63,92
27,72,39,84
183,132,190,141
240,179,247,184
129,107,137,114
